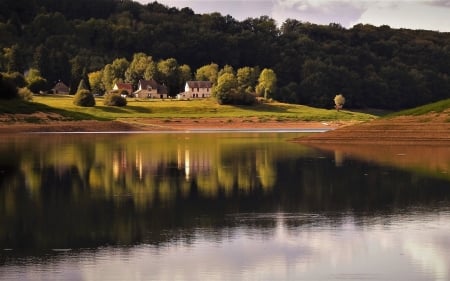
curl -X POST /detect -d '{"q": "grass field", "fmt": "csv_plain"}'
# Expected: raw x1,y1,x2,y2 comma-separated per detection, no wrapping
2,95,376,122
387,98,450,117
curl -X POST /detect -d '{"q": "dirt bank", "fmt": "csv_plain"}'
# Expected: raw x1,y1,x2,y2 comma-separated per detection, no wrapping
297,111,450,145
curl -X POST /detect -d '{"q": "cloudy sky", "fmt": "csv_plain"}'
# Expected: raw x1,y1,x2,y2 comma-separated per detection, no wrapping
135,0,450,32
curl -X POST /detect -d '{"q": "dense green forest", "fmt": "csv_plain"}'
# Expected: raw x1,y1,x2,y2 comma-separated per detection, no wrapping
1,0,449,109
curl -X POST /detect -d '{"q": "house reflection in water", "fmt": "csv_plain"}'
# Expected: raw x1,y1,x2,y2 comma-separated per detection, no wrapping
177,143,212,181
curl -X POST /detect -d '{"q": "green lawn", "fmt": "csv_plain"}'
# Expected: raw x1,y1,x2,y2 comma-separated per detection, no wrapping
3,95,376,122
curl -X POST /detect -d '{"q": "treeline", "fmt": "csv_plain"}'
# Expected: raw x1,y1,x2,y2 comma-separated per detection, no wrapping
1,0,450,109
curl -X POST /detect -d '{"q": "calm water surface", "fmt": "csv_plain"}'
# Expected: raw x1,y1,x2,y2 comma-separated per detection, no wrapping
0,132,449,281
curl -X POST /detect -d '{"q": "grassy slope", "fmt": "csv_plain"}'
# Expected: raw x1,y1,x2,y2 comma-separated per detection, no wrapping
387,98,450,117
1,95,376,122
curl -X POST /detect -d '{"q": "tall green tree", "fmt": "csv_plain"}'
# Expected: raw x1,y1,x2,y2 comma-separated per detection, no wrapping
102,58,129,91
4,44,25,73
195,63,219,84
179,64,192,87
157,58,180,96
237,66,259,92
213,72,237,104
256,68,277,99
88,70,104,96
218,64,234,77
125,53,153,87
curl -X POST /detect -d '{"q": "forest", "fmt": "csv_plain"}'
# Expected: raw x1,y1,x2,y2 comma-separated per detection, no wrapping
1,0,449,109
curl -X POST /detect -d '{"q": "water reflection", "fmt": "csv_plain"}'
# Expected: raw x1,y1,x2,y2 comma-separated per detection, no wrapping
2,211,449,280
0,133,450,280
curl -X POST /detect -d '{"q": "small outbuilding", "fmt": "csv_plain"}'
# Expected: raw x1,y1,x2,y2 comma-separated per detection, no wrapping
52,81,70,94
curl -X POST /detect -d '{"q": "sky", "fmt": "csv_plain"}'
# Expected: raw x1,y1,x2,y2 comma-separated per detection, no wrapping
135,0,450,32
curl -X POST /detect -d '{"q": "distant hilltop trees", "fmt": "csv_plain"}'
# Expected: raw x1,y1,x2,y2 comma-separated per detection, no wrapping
0,0,449,109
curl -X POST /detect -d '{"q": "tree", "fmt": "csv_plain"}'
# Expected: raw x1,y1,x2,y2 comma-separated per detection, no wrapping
77,78,89,92
256,68,277,99
157,58,180,96
4,44,25,73
102,58,129,91
218,64,234,77
195,63,219,84
125,53,153,87
179,64,192,86
70,55,88,94
144,61,158,80
213,73,237,104
25,68,47,93
334,94,345,111
88,70,104,96
237,66,259,91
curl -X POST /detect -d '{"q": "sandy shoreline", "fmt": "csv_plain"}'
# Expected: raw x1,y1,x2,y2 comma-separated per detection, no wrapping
0,117,343,134
1,112,449,145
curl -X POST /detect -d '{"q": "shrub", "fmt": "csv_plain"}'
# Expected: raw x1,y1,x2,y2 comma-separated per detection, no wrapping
27,77,47,93
104,93,127,106
18,87,33,101
73,89,95,107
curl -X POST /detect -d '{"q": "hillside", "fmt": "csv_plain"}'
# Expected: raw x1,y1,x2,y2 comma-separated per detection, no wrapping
298,99,450,144
1,0,450,109
0,96,374,133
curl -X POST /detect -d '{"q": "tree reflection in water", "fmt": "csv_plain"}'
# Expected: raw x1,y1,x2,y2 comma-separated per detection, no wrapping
0,133,449,253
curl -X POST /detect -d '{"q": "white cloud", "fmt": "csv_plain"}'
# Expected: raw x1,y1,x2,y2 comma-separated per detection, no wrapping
272,0,367,26
357,1,450,31
136,0,450,31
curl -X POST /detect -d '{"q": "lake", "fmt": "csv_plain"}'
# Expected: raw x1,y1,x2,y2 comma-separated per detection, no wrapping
0,132,449,281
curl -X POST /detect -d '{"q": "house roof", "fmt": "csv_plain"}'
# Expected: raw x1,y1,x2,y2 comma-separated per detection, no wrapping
115,83,133,93
139,79,159,90
53,81,69,92
186,81,212,89
138,79,168,94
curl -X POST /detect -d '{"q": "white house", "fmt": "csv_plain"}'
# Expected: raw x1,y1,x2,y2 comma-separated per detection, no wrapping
177,81,212,100
134,79,168,99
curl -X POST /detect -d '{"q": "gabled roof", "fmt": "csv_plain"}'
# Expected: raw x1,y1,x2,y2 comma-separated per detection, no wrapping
186,81,212,89
138,79,168,94
139,79,159,90
115,83,133,93
53,81,69,92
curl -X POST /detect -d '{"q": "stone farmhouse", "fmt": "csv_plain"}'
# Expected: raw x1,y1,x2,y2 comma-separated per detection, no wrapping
134,79,168,99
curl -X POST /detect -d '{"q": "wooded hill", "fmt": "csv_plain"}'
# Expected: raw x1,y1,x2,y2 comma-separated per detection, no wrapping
1,0,450,109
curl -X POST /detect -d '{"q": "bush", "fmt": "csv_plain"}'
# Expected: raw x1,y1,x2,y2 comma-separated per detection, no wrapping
27,77,47,93
18,87,33,101
73,89,95,107
104,93,127,106
0,73,19,99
